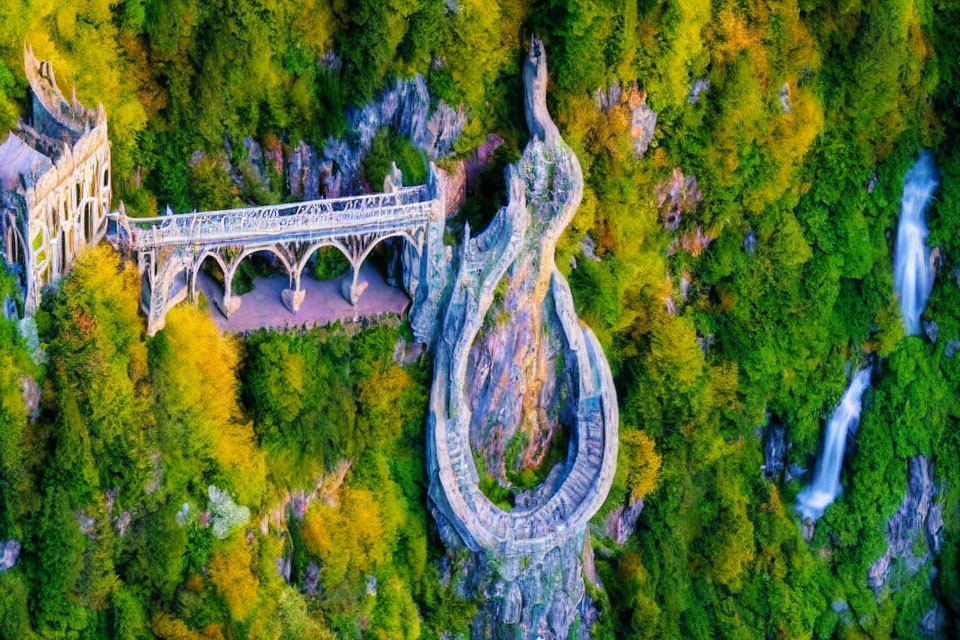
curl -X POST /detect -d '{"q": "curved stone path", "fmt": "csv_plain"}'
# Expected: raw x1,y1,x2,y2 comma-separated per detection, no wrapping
427,38,618,559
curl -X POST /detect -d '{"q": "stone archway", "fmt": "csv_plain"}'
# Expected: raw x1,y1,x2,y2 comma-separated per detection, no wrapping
80,197,97,244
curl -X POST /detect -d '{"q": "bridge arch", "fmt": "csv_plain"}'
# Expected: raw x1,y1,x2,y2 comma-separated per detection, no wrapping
78,196,98,244
189,249,229,301
226,245,295,289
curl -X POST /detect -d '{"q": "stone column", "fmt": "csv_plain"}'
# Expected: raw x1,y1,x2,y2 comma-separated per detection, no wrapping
282,271,306,313
340,264,367,306
221,265,242,317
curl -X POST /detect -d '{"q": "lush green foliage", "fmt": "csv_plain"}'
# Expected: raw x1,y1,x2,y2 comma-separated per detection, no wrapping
0,0,957,638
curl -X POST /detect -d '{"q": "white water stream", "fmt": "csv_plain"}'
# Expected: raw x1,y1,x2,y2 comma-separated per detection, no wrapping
796,367,872,521
893,151,939,335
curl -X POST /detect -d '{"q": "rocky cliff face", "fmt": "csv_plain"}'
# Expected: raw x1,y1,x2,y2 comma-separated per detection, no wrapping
421,38,618,640
235,74,464,203
869,455,943,593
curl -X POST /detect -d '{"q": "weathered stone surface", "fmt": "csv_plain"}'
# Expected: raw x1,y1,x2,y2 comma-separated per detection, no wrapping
630,96,657,157
286,140,321,200
276,555,291,583
243,137,266,182
945,339,960,358
868,456,942,593
779,83,792,114
340,275,368,306
302,561,320,595
318,75,465,196
831,600,849,613
762,419,787,480
924,319,939,343
595,82,657,158
688,78,711,105
281,288,305,313
221,293,242,317
656,168,702,231
921,602,947,636
523,38,560,146
20,374,39,420
743,228,756,255
0,539,20,572
785,463,807,483
604,497,645,545
581,233,601,263
679,225,713,257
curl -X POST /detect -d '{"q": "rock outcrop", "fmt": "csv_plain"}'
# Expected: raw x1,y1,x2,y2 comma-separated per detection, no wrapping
594,82,658,158
318,75,465,196
656,168,702,231
868,456,943,593
0,539,20,572
762,418,787,481
423,38,618,639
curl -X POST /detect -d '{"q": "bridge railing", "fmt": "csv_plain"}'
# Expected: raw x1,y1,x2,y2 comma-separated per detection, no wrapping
113,184,434,250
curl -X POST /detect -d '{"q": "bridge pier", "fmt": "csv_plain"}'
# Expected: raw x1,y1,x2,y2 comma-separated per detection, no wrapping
282,273,305,313
341,264,368,306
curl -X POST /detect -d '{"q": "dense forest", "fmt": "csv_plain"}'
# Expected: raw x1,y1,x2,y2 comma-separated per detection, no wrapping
0,0,958,639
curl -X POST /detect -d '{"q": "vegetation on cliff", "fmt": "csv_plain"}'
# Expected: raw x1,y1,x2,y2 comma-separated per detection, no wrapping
0,0,958,638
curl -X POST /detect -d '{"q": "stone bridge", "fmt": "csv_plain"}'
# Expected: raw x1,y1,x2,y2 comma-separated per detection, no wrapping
113,165,445,335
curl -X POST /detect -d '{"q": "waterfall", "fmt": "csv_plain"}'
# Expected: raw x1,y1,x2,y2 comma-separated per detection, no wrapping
796,367,872,521
893,151,939,335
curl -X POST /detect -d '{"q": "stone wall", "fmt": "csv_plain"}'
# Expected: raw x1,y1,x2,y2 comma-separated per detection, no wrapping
420,38,619,639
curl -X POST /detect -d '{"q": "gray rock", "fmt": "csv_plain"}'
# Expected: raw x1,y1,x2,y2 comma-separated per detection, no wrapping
785,463,807,483
19,375,39,420
242,137,265,180
656,168,702,231
595,82,657,157
317,75,465,197
762,419,787,480
581,233,601,263
113,511,131,537
0,539,20,572
604,498,645,545
78,514,96,539
869,455,940,593
320,49,341,70
688,78,711,105
867,172,878,194
921,602,946,636
949,340,960,358
503,582,523,624
366,574,378,596
631,99,657,158
802,518,815,542
302,561,320,595
743,228,756,255
831,600,849,613
924,319,939,344
176,502,192,526
286,140,320,200
697,333,714,356
276,555,291,582
779,83,792,114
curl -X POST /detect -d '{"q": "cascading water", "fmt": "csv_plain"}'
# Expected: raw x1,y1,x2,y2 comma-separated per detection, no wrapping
796,367,872,521
893,151,939,335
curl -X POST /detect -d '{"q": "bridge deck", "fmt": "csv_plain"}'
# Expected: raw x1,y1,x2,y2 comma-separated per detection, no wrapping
117,185,434,251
